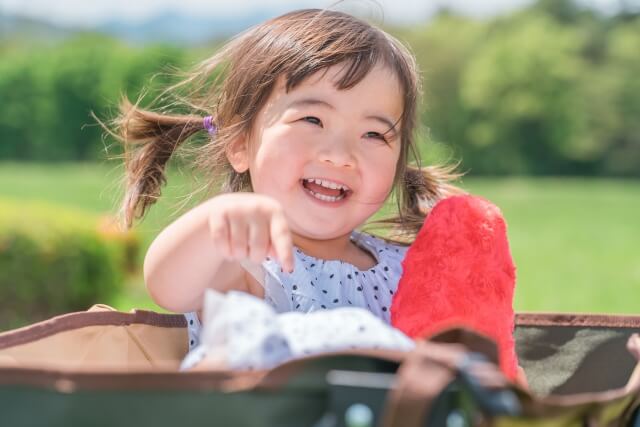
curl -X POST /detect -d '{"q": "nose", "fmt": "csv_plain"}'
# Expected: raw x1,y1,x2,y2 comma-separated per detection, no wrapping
317,133,356,168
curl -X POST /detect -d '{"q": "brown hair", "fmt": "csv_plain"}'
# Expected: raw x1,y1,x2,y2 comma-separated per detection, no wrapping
111,8,465,243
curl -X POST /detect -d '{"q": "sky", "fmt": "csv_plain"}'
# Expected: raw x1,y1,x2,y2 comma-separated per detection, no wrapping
1,0,632,28
2,0,535,27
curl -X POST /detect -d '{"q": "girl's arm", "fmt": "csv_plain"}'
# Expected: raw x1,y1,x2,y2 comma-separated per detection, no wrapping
143,193,294,313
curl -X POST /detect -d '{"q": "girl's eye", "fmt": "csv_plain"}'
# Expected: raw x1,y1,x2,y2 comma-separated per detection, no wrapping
364,131,389,143
302,116,322,127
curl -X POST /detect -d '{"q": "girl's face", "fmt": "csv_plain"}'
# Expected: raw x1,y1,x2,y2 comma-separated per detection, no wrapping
230,63,404,240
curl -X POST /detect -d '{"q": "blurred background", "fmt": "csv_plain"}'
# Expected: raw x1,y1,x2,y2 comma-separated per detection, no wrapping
1,0,638,330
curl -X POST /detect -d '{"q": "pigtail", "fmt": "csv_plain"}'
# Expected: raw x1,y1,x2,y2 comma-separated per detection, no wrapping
114,98,205,229
400,163,466,223
99,39,245,230
366,163,467,244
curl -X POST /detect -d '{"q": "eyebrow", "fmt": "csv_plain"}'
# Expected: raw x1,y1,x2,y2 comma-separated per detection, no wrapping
287,97,399,136
287,98,334,110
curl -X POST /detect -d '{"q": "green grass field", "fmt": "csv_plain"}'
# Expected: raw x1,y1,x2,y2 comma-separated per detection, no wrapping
1,162,639,315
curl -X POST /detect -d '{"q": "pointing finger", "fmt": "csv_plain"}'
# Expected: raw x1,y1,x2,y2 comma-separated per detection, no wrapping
269,211,294,272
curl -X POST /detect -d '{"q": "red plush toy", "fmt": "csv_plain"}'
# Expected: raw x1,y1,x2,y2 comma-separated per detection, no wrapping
391,195,519,381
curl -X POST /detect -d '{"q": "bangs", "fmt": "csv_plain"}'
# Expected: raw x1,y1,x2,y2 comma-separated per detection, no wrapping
270,10,397,93
284,48,383,92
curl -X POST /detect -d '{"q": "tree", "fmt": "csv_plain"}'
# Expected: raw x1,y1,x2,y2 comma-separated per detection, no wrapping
458,14,598,175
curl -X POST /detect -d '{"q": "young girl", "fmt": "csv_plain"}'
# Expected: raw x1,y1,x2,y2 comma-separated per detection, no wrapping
115,9,464,368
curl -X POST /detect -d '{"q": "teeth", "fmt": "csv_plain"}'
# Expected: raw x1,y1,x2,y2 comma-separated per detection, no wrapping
307,189,345,202
304,178,349,192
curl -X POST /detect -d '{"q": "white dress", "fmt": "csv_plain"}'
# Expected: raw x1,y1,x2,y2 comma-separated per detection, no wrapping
182,230,414,370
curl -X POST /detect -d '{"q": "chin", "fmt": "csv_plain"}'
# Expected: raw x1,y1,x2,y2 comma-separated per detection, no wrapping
291,222,355,240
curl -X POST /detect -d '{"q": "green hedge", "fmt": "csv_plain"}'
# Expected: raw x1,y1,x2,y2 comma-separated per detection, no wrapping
0,199,139,330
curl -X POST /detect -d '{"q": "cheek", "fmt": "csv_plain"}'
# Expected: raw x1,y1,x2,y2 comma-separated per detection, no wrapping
365,149,400,197
250,128,307,193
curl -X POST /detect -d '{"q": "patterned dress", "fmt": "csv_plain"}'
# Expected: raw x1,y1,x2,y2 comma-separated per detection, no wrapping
182,230,414,370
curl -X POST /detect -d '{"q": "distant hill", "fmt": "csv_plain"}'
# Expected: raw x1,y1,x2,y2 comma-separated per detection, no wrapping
96,10,275,44
0,14,74,43
1,9,275,45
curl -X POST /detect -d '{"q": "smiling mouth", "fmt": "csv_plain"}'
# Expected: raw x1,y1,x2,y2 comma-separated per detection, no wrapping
301,178,352,202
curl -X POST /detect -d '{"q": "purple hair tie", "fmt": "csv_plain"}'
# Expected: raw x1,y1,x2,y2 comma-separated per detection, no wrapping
203,115,217,136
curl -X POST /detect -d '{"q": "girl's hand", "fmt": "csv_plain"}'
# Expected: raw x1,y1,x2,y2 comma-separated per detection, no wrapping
207,193,295,272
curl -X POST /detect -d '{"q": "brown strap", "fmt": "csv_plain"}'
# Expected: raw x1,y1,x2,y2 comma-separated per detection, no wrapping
625,334,640,395
381,329,512,427
627,333,640,362
380,341,463,427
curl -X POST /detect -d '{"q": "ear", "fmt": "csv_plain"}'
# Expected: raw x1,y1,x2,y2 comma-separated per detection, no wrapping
225,134,250,173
